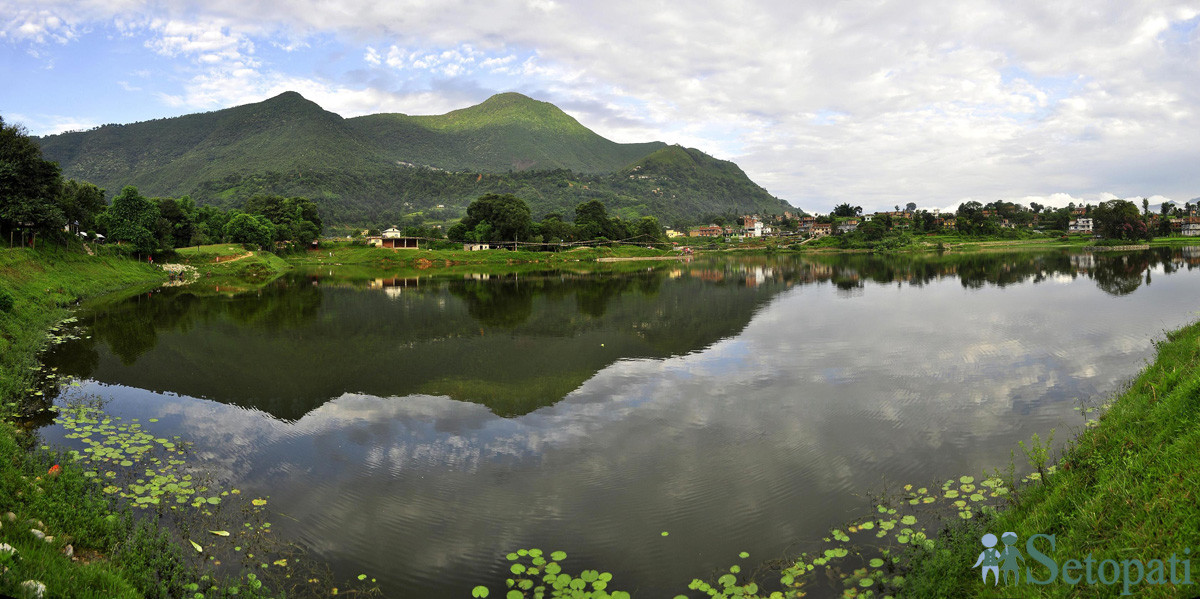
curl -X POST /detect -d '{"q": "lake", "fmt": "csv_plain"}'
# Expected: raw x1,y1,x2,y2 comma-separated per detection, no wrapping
34,248,1200,597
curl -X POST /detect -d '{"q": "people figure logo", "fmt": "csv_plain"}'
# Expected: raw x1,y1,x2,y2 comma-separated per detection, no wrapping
999,531,1024,584
973,533,1001,584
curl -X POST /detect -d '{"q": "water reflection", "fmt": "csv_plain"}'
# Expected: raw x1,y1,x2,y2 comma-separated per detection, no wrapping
41,248,1200,423
34,248,1200,597
44,267,785,419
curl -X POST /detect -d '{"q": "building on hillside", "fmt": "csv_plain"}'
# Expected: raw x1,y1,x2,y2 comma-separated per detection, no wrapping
1183,217,1200,237
691,225,724,237
837,219,860,233
1068,218,1094,234
371,227,421,249
811,223,832,236
742,216,763,238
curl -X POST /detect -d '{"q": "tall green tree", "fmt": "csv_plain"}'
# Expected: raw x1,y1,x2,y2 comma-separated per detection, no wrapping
223,212,276,249
243,194,323,245
99,186,160,253
0,116,65,242
633,216,667,245
955,201,985,234
831,203,861,218
450,194,533,243
574,199,611,239
536,213,576,243
58,180,107,234
1093,199,1147,240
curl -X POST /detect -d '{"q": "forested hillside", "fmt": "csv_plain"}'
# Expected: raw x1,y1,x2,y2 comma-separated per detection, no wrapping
37,92,790,224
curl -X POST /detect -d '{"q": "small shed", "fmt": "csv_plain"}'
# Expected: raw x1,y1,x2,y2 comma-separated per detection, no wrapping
378,228,419,249
463,243,491,251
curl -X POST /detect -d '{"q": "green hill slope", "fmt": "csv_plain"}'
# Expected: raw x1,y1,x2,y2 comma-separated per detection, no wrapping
36,92,790,223
348,92,665,173
38,92,385,196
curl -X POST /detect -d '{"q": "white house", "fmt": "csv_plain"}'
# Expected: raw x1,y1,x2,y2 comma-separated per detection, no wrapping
1068,218,1094,233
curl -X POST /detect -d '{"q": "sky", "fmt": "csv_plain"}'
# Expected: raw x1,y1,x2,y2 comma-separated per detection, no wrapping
2,0,1199,214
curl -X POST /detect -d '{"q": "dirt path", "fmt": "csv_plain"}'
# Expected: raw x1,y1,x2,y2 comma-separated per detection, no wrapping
213,251,253,264
596,255,689,263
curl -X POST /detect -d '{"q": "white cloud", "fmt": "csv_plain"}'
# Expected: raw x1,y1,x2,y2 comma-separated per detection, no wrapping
5,0,1200,210
7,113,100,135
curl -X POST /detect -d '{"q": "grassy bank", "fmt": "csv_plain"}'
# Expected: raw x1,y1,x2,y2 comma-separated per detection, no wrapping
902,320,1200,598
0,246,165,406
170,244,292,293
289,240,670,269
0,246,276,598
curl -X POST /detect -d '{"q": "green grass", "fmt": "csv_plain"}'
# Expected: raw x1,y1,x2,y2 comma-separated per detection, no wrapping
0,245,165,405
0,245,280,598
169,244,292,292
288,241,672,270
902,320,1200,598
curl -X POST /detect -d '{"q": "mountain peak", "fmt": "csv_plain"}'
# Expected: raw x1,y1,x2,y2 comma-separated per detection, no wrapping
259,91,322,110
481,91,539,105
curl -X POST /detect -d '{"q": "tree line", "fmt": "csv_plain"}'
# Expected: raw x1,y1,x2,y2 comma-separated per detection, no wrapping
1,116,323,253
445,194,668,247
821,198,1191,241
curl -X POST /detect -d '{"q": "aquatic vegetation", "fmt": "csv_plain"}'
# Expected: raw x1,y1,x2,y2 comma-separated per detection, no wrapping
474,472,1026,599
54,404,208,509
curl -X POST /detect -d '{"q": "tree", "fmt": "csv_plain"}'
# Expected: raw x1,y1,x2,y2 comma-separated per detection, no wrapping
57,180,107,235
634,216,666,245
155,196,195,248
536,213,575,244
1093,199,1146,240
243,194,323,245
1029,202,1043,214
0,116,64,243
905,202,917,213
956,201,984,234
223,212,275,249
858,218,886,241
98,186,160,253
453,194,533,243
1142,198,1150,218
831,203,860,218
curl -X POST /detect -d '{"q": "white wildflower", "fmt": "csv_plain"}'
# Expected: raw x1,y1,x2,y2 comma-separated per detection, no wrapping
20,580,46,599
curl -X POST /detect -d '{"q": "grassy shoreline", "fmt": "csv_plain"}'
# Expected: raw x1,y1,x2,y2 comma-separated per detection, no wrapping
0,246,278,598
901,319,1200,598
7,242,1199,597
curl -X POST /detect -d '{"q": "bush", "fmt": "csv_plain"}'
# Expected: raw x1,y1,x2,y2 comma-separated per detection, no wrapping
0,288,13,313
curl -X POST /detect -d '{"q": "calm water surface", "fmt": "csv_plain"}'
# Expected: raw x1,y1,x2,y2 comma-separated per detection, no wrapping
37,248,1200,597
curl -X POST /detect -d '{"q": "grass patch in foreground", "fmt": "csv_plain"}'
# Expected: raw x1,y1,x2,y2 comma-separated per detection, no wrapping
0,246,165,407
902,320,1200,598
0,245,280,598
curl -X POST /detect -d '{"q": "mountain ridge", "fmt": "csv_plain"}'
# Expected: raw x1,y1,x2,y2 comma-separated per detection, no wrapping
35,92,791,224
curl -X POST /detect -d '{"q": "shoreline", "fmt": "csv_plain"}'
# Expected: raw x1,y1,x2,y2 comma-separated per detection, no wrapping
0,245,287,599
6,242,1199,597
901,318,1200,597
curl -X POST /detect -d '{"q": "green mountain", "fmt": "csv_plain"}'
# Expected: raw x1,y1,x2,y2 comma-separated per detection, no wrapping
36,92,791,224
346,92,665,173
